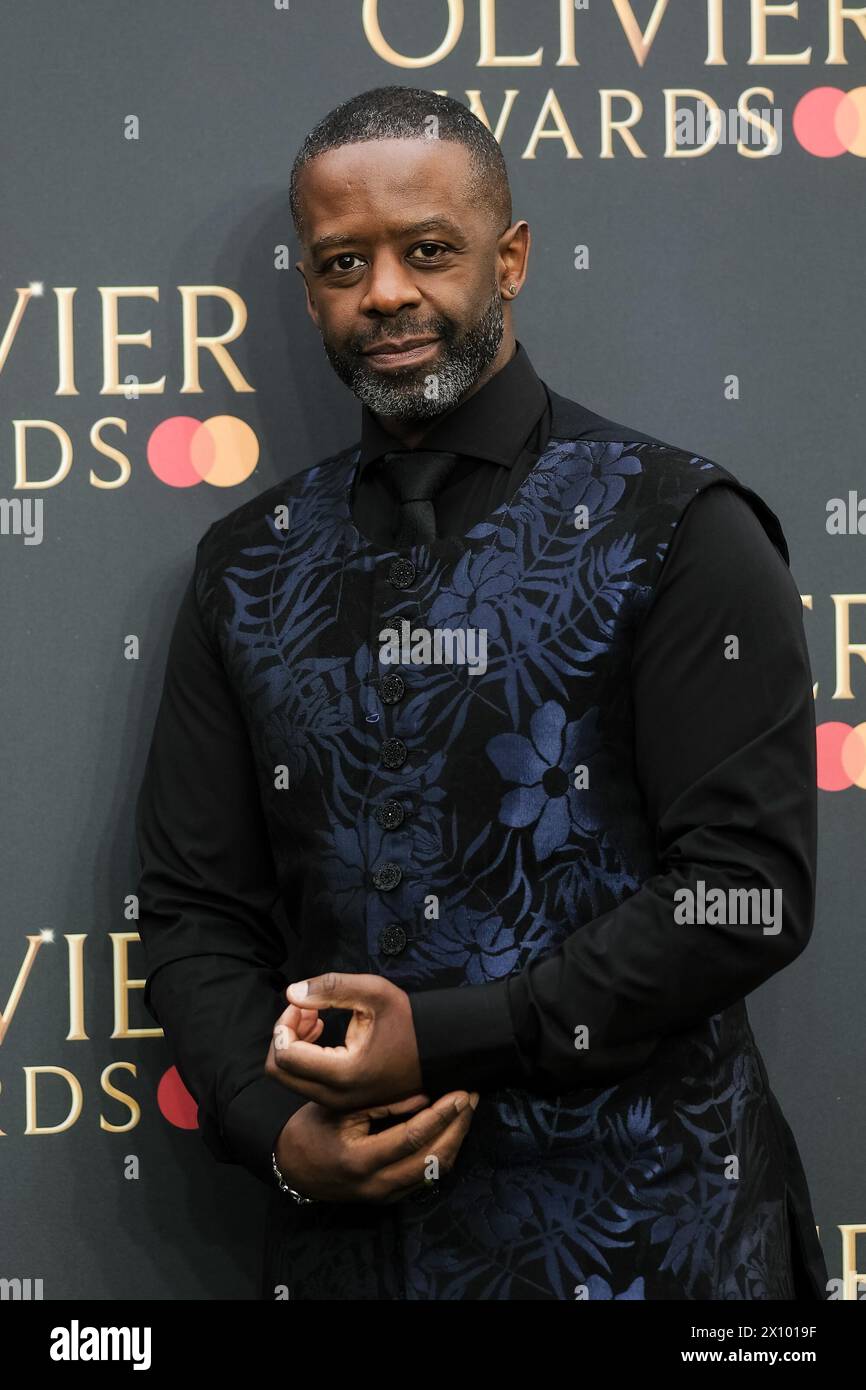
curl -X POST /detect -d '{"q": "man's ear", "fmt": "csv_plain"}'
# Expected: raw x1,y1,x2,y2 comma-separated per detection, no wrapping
296,263,320,331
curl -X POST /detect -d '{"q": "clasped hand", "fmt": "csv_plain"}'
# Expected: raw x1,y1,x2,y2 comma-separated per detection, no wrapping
265,972,480,1205
265,970,425,1108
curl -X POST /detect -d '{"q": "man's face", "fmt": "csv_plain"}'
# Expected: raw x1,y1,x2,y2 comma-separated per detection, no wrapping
295,138,514,420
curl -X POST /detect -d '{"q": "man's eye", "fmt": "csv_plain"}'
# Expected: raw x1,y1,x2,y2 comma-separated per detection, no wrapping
325,244,448,273
329,254,364,273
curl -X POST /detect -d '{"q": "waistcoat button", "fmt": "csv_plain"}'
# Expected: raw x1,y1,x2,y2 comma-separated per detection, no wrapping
378,924,407,956
388,558,415,588
379,673,405,704
372,862,402,891
374,799,405,830
380,737,407,768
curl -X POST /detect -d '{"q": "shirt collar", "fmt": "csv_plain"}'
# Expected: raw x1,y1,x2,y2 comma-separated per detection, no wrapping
357,339,548,471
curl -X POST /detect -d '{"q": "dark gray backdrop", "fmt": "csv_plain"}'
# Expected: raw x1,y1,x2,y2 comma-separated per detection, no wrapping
1,1,863,1299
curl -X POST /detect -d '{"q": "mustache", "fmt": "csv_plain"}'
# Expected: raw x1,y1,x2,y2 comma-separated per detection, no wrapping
352,323,450,354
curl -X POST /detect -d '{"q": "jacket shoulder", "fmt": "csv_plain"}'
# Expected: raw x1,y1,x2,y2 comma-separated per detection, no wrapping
546,384,679,449
545,385,789,566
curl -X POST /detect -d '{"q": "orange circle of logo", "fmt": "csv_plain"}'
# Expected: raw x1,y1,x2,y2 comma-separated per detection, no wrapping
793,87,866,157
147,415,259,488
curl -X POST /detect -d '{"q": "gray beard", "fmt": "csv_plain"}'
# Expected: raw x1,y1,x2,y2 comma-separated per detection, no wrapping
322,286,504,421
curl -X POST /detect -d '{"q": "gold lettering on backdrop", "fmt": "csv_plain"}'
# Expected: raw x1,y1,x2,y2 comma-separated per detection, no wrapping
13,421,73,489
361,0,864,69
459,89,521,143
600,90,646,159
100,1062,140,1134
750,1,812,65
110,933,161,1040
0,936,45,1045
522,89,582,159
65,935,87,1042
55,287,77,394
178,286,254,394
361,0,463,68
839,1225,866,1300
664,89,722,158
89,418,131,489
25,1066,83,1135
828,1,866,63
831,595,866,699
706,0,728,65
479,0,542,66
612,0,671,68
556,0,579,67
0,286,34,377
706,0,866,65
99,287,166,395
737,87,780,157
0,284,54,378
3,285,256,399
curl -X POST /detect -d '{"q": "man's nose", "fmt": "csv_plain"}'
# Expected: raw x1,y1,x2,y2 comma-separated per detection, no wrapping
359,252,423,316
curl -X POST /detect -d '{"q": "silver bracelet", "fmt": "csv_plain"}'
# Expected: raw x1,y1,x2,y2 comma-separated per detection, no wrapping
271,1149,317,1204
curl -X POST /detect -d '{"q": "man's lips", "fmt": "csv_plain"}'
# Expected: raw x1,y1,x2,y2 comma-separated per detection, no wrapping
361,337,441,367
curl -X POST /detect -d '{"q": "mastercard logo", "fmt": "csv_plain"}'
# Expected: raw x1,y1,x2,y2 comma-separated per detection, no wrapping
816,722,866,791
793,87,866,157
147,415,259,488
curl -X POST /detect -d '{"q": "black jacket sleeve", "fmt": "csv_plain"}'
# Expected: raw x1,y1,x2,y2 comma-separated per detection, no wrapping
134,539,308,1187
409,483,818,1093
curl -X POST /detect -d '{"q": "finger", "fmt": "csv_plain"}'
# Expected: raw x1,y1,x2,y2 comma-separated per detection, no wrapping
284,1002,310,1030
273,986,378,1088
285,971,387,1015
271,1035,357,1091
293,1017,324,1045
272,1001,311,1049
364,1093,431,1120
273,1005,322,1049
337,1092,433,1144
349,1092,475,1174
293,1006,322,1042
370,1105,477,1201
282,988,320,1018
282,1001,324,1044
272,1014,299,1048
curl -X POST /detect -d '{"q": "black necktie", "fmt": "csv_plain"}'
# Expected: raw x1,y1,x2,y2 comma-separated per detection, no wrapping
377,450,461,546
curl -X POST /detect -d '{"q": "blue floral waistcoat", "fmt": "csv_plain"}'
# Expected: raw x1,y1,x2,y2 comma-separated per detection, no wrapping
197,386,826,1301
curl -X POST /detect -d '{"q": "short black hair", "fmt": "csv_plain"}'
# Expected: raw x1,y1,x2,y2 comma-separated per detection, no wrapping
289,85,512,245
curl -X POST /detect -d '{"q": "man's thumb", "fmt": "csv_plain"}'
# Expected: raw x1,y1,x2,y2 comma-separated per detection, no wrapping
286,971,359,1009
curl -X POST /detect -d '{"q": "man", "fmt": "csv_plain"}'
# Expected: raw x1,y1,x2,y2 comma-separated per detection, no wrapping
135,85,828,1300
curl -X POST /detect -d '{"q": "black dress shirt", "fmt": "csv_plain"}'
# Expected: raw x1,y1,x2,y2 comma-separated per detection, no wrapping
351,339,550,545
136,340,815,1188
